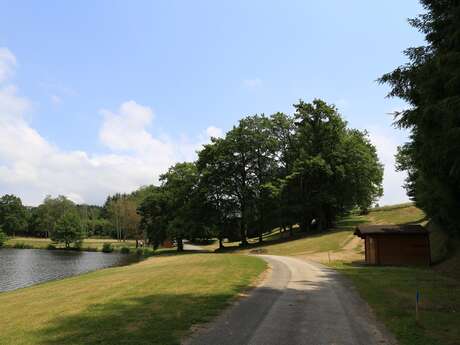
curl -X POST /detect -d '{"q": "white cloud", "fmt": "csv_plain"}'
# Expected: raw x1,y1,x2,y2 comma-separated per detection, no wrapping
367,126,409,206
0,48,16,83
242,78,262,88
206,126,223,138
0,48,219,206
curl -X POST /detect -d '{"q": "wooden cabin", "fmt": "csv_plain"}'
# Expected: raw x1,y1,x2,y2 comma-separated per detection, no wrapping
354,224,431,266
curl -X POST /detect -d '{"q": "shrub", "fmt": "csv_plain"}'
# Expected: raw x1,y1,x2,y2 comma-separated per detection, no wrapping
120,246,130,254
13,242,33,249
102,243,113,253
47,244,57,250
143,248,155,257
136,248,144,256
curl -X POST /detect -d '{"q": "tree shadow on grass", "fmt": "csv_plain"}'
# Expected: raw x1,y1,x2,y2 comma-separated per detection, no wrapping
334,217,368,228
216,228,354,254
34,290,245,345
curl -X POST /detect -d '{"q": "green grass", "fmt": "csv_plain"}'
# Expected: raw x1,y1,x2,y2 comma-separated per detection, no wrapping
365,205,426,225
0,253,266,345
240,229,353,256
327,205,458,345
203,204,427,257
5,237,139,251
332,261,460,345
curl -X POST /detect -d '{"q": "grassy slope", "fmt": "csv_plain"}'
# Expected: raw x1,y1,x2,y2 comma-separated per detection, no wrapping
0,254,265,345
206,204,426,258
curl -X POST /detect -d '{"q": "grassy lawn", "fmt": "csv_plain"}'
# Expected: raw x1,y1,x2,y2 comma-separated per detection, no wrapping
332,261,460,345
5,236,138,250
240,229,354,256
0,253,266,345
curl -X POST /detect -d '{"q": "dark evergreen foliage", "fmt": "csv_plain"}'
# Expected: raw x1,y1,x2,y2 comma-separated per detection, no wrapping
380,0,460,234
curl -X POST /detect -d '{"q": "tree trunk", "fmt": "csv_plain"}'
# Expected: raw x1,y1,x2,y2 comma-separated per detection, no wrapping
218,237,224,249
240,222,248,246
177,238,184,252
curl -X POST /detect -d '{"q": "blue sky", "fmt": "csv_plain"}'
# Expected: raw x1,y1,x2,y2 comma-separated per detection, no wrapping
0,0,424,205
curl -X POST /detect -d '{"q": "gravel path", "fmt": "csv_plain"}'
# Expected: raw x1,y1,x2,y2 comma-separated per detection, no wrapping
186,255,396,345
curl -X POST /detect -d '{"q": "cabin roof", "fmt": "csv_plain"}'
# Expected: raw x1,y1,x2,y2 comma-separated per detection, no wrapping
354,224,428,239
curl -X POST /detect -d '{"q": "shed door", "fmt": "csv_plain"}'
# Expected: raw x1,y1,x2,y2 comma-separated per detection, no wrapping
368,237,377,264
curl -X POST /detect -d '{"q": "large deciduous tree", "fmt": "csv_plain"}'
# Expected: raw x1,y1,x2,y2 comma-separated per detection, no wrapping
380,1,460,234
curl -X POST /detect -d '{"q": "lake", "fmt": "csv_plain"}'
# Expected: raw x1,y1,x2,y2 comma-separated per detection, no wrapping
0,248,141,292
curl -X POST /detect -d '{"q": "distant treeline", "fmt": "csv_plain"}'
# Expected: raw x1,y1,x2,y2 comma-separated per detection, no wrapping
0,188,154,248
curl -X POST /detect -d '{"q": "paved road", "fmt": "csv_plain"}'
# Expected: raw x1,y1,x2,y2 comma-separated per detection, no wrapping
183,241,204,251
186,255,396,345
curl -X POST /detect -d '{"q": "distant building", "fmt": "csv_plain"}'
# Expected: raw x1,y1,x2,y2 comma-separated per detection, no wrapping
161,239,174,248
354,224,431,266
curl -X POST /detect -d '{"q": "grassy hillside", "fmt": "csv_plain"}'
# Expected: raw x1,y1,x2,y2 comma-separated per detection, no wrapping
0,254,265,345
206,203,427,261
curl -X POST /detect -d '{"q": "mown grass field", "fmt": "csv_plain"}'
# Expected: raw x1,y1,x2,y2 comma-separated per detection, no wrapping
333,261,460,345
0,254,266,345
5,236,138,251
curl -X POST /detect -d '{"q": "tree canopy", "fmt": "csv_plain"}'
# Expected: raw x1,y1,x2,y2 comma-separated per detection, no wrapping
140,99,383,250
380,0,460,234
0,194,27,236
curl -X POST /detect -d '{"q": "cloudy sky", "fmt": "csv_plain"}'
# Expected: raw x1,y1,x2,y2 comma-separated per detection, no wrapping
0,1,424,206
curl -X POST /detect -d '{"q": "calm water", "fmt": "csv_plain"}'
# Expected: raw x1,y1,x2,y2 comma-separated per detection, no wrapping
0,248,141,292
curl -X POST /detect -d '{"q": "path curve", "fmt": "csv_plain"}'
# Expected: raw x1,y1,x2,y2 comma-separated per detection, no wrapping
186,255,396,345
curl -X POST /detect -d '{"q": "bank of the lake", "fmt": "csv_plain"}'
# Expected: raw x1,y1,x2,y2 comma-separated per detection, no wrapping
5,236,139,251
0,248,141,292
0,253,266,345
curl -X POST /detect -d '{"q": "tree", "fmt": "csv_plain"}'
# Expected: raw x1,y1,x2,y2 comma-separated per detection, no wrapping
121,199,142,247
139,163,202,252
0,194,28,237
51,211,84,248
36,195,76,238
160,162,201,251
379,1,460,234
139,187,169,249
197,139,240,248
284,100,383,231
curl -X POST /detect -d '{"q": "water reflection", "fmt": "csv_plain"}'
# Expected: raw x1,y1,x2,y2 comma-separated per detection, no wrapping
0,248,140,292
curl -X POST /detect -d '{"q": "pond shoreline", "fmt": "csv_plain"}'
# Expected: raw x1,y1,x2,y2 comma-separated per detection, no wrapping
0,248,143,293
